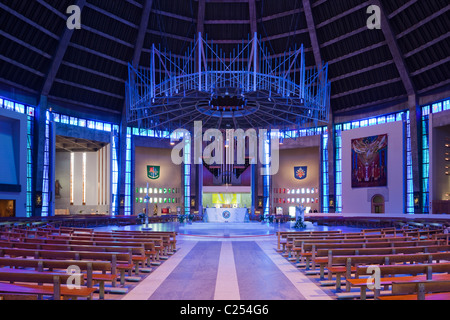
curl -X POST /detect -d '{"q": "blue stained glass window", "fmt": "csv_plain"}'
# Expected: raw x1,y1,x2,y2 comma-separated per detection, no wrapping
111,133,119,215
322,132,329,213
124,127,132,215
41,110,51,217
184,134,191,216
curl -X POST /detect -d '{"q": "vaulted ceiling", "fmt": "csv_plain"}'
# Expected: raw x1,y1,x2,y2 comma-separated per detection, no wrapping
0,0,448,120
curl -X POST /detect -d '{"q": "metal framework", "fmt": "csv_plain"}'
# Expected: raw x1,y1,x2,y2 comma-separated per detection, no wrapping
126,33,330,132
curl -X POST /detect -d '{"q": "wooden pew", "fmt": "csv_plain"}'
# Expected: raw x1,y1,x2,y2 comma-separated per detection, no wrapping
0,269,96,300
0,247,133,287
45,234,166,261
346,262,450,300
23,238,159,266
312,245,450,281
110,230,178,251
290,236,413,262
276,230,342,251
327,251,450,293
92,232,173,255
48,234,169,256
284,233,410,257
379,280,450,300
0,240,148,275
0,257,115,299
296,239,443,269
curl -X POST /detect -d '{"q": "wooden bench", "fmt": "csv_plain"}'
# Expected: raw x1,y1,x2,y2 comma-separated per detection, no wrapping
276,230,342,251
290,236,413,263
295,239,443,269
0,269,96,300
378,279,450,300
0,247,134,287
23,238,160,266
48,234,169,257
326,251,450,293
283,234,382,258
0,257,116,299
346,262,450,300
111,230,178,252
0,240,148,276
313,245,450,281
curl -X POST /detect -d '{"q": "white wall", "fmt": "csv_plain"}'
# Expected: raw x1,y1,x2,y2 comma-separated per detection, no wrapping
341,121,404,214
0,108,27,217
55,144,110,215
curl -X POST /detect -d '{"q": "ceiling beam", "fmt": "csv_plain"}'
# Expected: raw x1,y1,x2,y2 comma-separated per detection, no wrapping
0,2,59,40
41,0,87,97
372,0,415,96
132,0,153,69
54,78,123,99
332,77,402,99
404,32,449,58
261,8,303,22
0,54,45,77
147,29,194,43
302,0,322,69
315,1,371,29
388,0,418,19
153,9,195,23
197,0,206,35
330,60,394,82
48,95,122,114
85,3,138,29
320,26,367,48
410,56,450,77
69,42,128,66
396,5,449,39
327,41,386,65
249,0,257,36
418,79,450,94
261,28,309,42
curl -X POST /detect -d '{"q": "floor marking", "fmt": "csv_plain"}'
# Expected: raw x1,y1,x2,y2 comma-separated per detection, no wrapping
121,241,198,300
214,242,241,300
256,241,332,300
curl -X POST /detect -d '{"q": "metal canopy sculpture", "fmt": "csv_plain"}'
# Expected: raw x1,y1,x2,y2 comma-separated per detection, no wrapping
126,33,331,132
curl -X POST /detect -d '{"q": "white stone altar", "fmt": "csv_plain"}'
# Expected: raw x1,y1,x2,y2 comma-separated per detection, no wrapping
204,208,249,223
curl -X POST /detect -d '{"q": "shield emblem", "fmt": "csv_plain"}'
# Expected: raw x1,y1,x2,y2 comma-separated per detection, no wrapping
294,166,307,180
147,166,161,180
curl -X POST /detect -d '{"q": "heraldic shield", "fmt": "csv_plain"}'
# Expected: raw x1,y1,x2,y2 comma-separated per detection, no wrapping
294,166,307,180
147,166,160,180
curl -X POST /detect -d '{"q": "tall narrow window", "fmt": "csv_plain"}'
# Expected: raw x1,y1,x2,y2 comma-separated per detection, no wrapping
124,127,132,215
70,153,74,205
184,133,191,216
111,128,119,215
26,106,34,217
82,152,86,205
334,124,342,213
322,131,329,213
405,111,414,214
262,132,271,217
41,111,51,217
421,106,430,214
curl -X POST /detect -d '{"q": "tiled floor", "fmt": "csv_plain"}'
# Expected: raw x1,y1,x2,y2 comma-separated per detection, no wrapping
114,221,360,300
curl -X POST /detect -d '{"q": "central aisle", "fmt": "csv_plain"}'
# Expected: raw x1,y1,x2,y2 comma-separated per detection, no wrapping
122,234,332,300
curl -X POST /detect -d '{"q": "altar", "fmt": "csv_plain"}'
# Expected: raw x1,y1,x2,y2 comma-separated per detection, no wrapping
204,208,249,223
